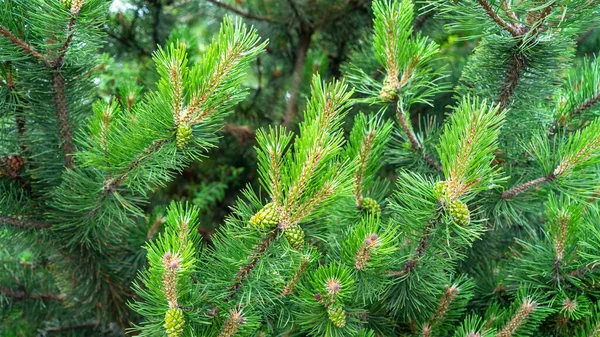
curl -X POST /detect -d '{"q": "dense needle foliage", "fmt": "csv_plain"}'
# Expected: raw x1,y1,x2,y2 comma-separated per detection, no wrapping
1,0,600,336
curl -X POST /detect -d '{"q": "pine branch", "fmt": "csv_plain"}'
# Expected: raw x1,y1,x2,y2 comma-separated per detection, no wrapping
475,0,521,36
569,92,600,120
0,215,53,229
354,131,376,207
103,139,169,193
396,101,442,171
497,49,526,109
206,0,277,23
51,72,75,168
0,25,49,65
497,298,537,337
501,173,556,199
282,30,313,126
0,286,63,301
37,321,100,336
390,205,443,277
227,229,280,299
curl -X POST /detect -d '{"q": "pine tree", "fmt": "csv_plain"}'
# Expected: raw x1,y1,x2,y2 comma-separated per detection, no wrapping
130,0,600,336
1,1,266,334
2,0,600,336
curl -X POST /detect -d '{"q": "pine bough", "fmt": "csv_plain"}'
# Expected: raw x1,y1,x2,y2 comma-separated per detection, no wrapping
1,0,600,336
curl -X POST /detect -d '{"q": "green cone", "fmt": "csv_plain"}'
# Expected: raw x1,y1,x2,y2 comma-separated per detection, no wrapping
379,78,397,102
434,181,448,200
449,199,470,226
249,202,279,229
327,304,347,328
176,122,193,149
361,197,381,217
285,224,305,250
164,307,185,337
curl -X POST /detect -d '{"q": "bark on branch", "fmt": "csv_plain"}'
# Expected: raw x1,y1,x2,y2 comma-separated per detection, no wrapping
0,286,63,301
501,173,556,199
0,215,53,229
0,25,49,65
395,101,443,172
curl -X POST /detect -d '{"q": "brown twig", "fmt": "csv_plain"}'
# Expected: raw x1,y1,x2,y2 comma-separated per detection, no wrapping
390,205,444,277
0,286,63,301
0,25,49,65
501,173,555,199
0,215,53,229
395,101,443,172
476,0,521,37
103,139,169,193
227,229,280,299
570,92,600,120
206,0,277,23
51,72,75,168
37,321,100,336
497,48,526,110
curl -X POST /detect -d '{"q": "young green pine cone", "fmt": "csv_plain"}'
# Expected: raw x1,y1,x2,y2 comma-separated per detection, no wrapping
284,224,305,250
449,200,470,226
327,303,347,328
176,122,193,149
361,197,381,217
249,202,279,229
60,0,72,8
434,181,448,200
164,307,185,337
379,78,397,102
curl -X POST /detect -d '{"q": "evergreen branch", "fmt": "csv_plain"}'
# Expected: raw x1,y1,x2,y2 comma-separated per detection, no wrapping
36,321,100,336
531,1,557,34
0,25,49,65
219,309,246,336
281,257,310,296
475,0,521,36
390,205,443,277
497,49,526,109
227,229,280,299
497,298,537,337
206,0,277,23
282,30,313,126
54,7,82,68
396,101,443,171
354,131,376,207
288,179,336,226
51,72,75,168
430,285,460,326
0,215,53,229
103,139,169,193
501,174,555,199
501,1,519,22
0,286,63,301
569,91,600,120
